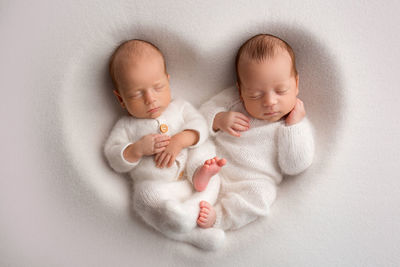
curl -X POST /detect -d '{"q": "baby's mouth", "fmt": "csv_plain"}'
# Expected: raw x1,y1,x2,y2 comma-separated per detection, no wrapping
147,107,160,113
264,111,279,116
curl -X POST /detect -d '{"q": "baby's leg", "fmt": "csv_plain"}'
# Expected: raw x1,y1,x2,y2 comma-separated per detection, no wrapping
192,157,226,192
161,139,222,232
213,179,277,231
132,179,193,233
164,173,221,232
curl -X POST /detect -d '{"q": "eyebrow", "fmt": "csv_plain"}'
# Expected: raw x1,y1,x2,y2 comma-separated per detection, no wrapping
125,91,142,98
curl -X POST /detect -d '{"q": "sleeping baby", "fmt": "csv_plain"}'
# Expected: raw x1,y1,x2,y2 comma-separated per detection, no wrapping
193,34,315,230
104,39,226,250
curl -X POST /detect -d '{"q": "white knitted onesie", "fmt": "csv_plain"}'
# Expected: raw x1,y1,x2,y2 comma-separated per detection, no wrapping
198,87,315,230
104,99,224,250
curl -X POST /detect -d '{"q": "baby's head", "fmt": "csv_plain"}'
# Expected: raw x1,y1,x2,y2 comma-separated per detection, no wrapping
109,39,171,119
235,34,299,122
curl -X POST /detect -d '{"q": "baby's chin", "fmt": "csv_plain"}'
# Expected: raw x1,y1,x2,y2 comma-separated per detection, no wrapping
128,111,163,119
250,112,285,122
129,106,166,119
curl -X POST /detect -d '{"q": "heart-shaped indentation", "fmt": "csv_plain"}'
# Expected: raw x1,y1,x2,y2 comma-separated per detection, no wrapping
59,22,345,218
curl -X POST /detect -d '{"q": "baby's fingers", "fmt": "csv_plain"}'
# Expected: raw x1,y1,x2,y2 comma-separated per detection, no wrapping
155,135,171,142
156,152,168,168
234,112,250,123
234,116,250,128
153,147,166,155
227,128,241,137
167,155,176,168
232,123,249,132
160,154,171,168
155,140,170,148
234,117,250,128
154,151,164,163
295,98,306,114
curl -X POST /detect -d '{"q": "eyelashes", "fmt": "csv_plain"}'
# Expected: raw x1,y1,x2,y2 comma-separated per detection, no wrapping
246,88,289,99
128,85,166,99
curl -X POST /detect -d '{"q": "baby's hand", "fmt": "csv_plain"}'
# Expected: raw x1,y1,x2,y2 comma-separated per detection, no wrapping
285,98,306,126
213,111,250,137
154,137,183,168
138,134,171,156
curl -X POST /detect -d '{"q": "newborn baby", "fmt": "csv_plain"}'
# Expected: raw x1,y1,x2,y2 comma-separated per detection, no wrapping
104,39,225,250
196,34,315,230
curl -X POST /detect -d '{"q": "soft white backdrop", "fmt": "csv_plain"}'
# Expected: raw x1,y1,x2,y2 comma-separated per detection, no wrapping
1,1,399,266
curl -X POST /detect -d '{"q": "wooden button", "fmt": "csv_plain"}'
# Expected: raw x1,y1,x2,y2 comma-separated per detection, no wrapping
160,124,168,133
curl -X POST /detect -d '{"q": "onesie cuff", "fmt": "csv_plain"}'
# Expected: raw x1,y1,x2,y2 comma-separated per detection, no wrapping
120,143,141,167
205,107,226,137
279,117,310,137
184,122,209,148
185,129,202,149
278,117,314,175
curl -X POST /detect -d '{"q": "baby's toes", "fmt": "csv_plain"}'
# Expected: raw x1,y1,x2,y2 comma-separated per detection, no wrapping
217,158,227,167
200,201,212,209
197,217,207,226
199,209,209,218
197,213,209,226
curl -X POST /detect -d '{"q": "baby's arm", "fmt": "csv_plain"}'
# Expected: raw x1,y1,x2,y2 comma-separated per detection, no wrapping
155,100,208,168
278,99,314,175
200,86,250,137
104,117,170,173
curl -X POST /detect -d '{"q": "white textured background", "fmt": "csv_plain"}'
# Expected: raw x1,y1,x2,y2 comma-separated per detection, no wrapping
1,0,400,266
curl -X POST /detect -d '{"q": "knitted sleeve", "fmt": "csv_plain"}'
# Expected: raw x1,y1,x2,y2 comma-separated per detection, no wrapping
104,117,140,173
176,99,209,148
278,118,315,175
200,86,241,136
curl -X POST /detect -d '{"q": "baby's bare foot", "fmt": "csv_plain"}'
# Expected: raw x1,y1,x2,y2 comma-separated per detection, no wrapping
197,201,216,229
193,157,226,192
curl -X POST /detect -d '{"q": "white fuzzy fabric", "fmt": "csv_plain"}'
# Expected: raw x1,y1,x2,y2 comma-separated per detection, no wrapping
2,0,400,266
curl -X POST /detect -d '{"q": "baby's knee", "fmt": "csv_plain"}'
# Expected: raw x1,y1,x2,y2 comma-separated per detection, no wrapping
133,185,162,210
251,181,277,210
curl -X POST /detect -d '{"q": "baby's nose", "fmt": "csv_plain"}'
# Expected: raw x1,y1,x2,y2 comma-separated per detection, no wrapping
262,93,277,106
144,91,156,104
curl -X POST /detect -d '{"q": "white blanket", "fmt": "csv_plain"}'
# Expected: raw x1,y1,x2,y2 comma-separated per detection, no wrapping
1,0,400,266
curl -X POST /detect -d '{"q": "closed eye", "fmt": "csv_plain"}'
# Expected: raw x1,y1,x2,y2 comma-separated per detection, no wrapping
245,90,263,99
129,91,143,98
248,94,262,99
154,83,166,91
276,88,288,94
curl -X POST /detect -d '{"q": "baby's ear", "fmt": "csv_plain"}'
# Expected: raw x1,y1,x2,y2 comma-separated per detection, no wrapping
113,90,125,108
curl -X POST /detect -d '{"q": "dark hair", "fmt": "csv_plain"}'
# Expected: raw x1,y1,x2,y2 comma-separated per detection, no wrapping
235,34,297,85
108,39,166,90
